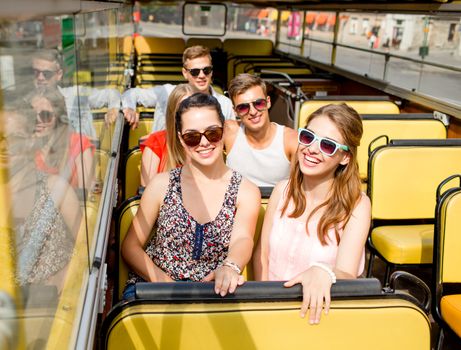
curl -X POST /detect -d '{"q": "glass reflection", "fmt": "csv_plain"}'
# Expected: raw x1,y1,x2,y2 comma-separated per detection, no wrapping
4,98,81,293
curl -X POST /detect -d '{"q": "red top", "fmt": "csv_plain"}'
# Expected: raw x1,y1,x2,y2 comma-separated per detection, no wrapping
140,130,168,173
35,132,95,187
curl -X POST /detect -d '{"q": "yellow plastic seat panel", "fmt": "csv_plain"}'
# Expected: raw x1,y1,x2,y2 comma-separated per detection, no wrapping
105,298,430,350
371,224,434,264
124,149,141,200
441,191,461,283
117,200,140,299
135,36,185,55
224,38,273,56
128,119,153,150
299,100,400,129
441,294,461,338
358,119,446,180
370,147,461,220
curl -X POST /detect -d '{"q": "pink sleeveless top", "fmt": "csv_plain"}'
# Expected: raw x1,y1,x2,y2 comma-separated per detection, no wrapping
268,187,365,281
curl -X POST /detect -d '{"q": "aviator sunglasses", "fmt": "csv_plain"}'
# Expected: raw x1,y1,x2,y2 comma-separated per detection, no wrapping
33,69,58,80
181,126,223,147
298,128,349,156
234,98,268,116
183,65,213,77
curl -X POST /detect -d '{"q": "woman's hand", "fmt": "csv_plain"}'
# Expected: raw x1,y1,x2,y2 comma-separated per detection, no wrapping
284,266,334,324
203,265,245,297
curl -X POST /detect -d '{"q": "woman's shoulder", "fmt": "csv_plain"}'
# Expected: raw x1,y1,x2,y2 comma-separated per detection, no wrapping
352,192,371,217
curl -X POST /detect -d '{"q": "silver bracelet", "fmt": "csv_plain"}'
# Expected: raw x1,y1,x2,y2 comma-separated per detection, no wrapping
310,262,337,284
222,260,241,274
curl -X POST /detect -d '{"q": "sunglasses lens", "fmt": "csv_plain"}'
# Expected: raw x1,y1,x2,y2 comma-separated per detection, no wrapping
34,69,55,80
299,130,315,145
189,68,201,77
182,132,201,147
204,128,223,143
202,66,213,75
235,103,250,116
320,139,337,155
39,111,54,123
253,99,267,111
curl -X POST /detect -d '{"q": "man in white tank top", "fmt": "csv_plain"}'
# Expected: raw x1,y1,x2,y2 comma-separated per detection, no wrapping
225,74,298,187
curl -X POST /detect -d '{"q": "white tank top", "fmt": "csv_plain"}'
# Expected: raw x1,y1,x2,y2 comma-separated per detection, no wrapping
226,123,291,187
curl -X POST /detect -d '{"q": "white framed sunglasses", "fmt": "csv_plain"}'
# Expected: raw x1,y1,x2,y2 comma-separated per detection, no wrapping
298,128,349,156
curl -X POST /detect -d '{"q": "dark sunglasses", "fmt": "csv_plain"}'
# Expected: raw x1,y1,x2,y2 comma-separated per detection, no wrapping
37,110,55,123
181,126,223,147
33,69,57,80
298,128,349,156
183,65,213,77
234,98,268,116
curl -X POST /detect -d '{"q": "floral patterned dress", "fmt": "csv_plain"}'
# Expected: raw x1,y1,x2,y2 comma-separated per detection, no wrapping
126,167,242,284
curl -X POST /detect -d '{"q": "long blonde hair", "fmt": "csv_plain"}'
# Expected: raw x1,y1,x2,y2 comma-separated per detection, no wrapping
164,84,194,170
281,103,363,245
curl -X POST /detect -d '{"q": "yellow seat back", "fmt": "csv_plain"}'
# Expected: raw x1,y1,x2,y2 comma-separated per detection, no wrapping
135,36,185,55
103,286,430,350
128,118,153,150
116,198,140,300
298,100,400,129
358,117,446,180
224,38,273,56
369,142,461,220
93,120,115,152
437,188,461,283
123,148,141,201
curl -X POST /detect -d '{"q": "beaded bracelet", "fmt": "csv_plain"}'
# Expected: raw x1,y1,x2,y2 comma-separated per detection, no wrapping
222,260,242,274
311,262,337,284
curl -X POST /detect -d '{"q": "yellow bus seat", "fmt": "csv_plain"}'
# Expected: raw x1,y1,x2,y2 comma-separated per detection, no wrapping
186,37,223,50
224,38,273,56
367,140,461,283
93,120,115,152
115,196,141,301
128,118,153,150
102,280,431,350
123,147,142,201
358,114,447,180
298,98,400,129
135,36,185,55
433,180,461,343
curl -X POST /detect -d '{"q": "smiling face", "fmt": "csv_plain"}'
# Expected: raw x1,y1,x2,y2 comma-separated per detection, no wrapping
232,85,271,133
31,96,57,137
179,106,224,167
298,114,350,180
32,58,63,91
182,55,213,94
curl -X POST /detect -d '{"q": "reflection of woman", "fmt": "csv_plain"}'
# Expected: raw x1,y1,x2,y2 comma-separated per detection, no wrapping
254,104,371,324
29,89,95,191
140,84,193,187
4,103,81,289
122,93,260,299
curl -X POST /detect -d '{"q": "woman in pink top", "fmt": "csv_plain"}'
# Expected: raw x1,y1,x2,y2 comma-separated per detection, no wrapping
254,103,371,324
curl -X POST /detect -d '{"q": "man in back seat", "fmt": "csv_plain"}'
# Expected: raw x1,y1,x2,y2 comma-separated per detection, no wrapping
225,74,298,187
122,45,235,131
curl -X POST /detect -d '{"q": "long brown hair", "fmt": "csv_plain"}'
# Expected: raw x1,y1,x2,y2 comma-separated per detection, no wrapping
164,84,194,170
281,103,363,245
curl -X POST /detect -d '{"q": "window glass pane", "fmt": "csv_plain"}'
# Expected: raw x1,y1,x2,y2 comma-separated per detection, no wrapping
226,5,277,41
184,3,226,36
0,5,127,347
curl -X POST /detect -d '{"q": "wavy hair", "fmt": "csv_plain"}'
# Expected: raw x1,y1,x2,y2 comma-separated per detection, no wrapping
164,84,194,170
281,103,363,245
